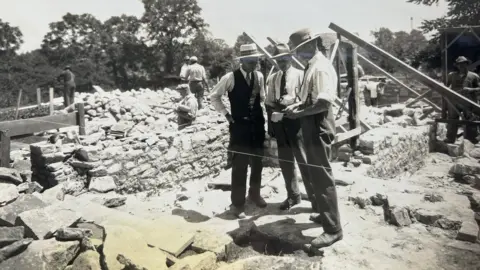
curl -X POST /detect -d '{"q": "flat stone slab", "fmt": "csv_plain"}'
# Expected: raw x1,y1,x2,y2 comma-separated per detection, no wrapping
456,220,479,243
0,168,23,185
0,183,19,206
0,239,80,269
16,204,81,239
0,226,24,248
0,195,48,226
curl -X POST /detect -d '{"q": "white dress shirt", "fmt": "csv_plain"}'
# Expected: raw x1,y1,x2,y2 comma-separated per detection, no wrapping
265,66,304,107
210,67,265,116
299,52,338,104
185,63,207,82
180,64,189,80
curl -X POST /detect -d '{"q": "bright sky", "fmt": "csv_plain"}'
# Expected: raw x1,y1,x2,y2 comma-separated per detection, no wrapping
1,0,448,53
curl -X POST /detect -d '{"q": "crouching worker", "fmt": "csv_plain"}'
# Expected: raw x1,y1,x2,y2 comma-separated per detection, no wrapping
175,84,198,130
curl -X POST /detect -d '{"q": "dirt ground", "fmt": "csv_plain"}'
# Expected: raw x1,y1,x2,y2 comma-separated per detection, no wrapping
78,152,480,270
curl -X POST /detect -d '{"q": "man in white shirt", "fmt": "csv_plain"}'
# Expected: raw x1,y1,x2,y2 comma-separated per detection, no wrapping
185,56,209,110
209,44,267,219
175,84,198,130
266,43,314,211
179,56,190,82
284,29,343,249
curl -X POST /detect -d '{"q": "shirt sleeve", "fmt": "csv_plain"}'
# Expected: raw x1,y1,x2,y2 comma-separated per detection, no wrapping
257,72,266,103
265,73,275,106
209,72,234,115
311,70,335,104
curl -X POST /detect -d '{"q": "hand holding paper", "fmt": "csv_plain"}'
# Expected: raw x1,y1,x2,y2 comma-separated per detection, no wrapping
271,112,284,123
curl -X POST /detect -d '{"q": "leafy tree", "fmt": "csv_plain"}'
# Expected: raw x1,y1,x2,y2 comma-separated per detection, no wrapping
233,33,252,56
142,0,207,74
0,19,23,55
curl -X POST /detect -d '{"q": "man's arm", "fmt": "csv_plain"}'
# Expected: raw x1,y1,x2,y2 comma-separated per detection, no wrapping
257,72,267,114
209,73,233,116
465,74,480,92
291,70,333,118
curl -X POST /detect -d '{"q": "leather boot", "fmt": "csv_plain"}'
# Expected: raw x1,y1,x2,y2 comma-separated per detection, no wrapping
248,189,267,208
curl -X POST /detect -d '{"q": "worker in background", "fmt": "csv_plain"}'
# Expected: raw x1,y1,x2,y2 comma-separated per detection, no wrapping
284,28,343,249
185,56,209,110
210,44,267,219
175,84,198,130
265,43,314,211
180,56,190,82
445,56,480,144
57,65,76,108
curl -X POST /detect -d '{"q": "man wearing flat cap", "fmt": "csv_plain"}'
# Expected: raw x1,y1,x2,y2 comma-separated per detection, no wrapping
265,43,315,211
445,56,480,144
57,65,76,108
210,44,267,218
185,56,209,109
283,28,343,248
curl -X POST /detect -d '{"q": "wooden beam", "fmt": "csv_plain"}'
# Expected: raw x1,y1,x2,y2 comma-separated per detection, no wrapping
0,130,10,168
329,22,480,115
406,89,433,108
15,89,23,120
334,127,362,144
441,33,448,119
36,88,42,108
0,112,77,137
357,54,441,112
330,38,340,63
434,118,480,126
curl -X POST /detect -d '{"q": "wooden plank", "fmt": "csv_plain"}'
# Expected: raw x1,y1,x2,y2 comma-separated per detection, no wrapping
36,88,42,108
76,103,86,136
346,45,360,148
329,22,480,115
49,87,54,115
0,130,10,168
14,89,23,120
335,117,348,126
434,118,480,126
0,113,77,137
334,127,362,144
358,54,441,112
406,89,433,108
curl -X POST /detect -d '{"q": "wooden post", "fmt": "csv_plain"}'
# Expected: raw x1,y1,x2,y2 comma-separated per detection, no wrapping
49,87,54,115
76,103,86,136
36,88,41,108
441,32,448,119
0,130,10,168
346,45,360,149
336,33,342,98
14,89,23,120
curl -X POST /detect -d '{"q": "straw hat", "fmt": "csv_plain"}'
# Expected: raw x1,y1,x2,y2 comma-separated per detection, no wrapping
271,43,291,59
236,44,264,59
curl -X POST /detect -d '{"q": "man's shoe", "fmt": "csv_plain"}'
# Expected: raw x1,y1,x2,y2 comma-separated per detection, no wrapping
230,205,246,219
309,213,322,224
248,193,267,208
311,230,343,249
223,162,232,170
279,196,302,210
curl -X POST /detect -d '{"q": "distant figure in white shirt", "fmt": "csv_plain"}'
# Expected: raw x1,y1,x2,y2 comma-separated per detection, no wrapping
179,56,190,82
265,43,314,212
185,56,209,109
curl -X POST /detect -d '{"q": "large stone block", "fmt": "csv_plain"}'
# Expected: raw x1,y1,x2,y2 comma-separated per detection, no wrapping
0,195,48,226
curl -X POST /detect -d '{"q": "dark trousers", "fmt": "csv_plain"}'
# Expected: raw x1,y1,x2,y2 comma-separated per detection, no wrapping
63,85,75,108
300,115,341,234
272,119,312,201
189,81,204,109
446,104,479,142
229,121,264,207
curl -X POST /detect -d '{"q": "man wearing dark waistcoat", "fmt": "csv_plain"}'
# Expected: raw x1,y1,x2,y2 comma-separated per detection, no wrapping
266,43,315,211
284,29,343,249
210,44,267,219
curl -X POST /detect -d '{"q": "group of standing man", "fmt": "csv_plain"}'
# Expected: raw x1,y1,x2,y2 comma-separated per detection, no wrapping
210,28,343,249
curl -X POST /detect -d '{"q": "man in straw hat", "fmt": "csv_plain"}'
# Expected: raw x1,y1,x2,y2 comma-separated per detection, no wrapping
265,43,315,211
210,43,267,218
175,84,198,130
283,28,343,248
57,65,76,108
445,56,480,144
185,56,209,109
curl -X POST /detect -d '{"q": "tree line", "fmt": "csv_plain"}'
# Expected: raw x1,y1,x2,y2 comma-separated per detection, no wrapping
0,0,467,108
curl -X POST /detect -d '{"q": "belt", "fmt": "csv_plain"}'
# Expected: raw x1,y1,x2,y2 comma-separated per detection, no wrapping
189,80,202,83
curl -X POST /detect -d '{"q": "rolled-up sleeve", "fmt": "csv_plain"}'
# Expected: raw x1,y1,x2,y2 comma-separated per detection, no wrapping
209,72,233,115
311,70,335,104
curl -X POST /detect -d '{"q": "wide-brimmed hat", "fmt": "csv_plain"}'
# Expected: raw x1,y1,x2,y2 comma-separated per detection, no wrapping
271,43,291,59
289,28,322,51
236,44,264,60
190,56,198,62
454,56,471,65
